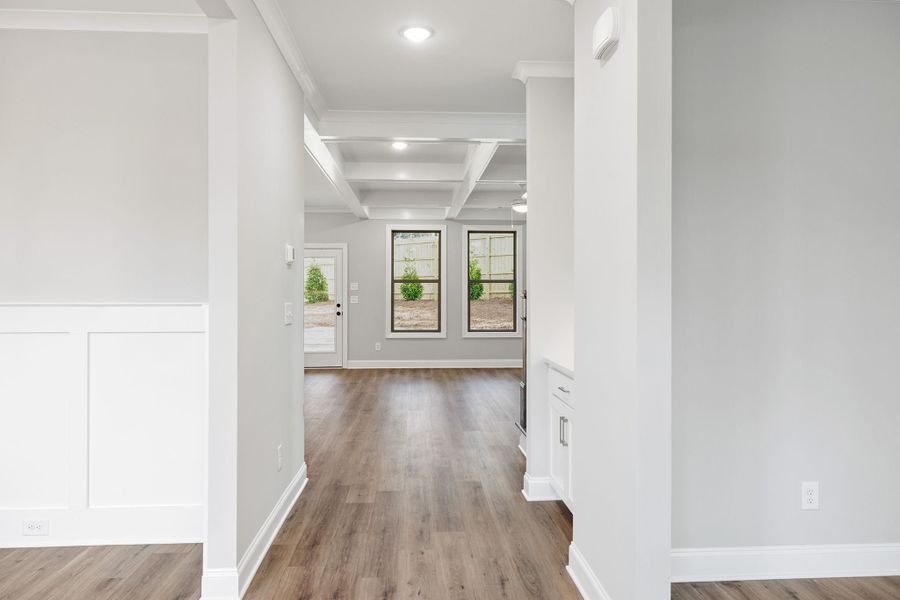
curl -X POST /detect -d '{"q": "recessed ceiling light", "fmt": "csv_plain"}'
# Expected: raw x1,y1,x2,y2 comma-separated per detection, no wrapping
512,200,528,214
402,26,433,43
392,141,409,151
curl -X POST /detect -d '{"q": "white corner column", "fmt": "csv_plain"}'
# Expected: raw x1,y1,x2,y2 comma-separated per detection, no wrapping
570,1,672,599
514,63,575,501
204,5,241,599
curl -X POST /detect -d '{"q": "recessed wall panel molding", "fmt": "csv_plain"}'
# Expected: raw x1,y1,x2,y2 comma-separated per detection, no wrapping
0,304,207,548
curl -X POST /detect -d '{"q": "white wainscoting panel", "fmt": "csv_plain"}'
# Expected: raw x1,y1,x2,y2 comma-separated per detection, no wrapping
0,304,207,547
89,332,205,508
0,333,73,509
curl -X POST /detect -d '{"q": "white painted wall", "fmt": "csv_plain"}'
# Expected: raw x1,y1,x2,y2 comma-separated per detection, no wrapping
0,29,207,303
0,28,208,549
673,0,900,555
571,0,671,598
522,76,574,487
304,213,524,364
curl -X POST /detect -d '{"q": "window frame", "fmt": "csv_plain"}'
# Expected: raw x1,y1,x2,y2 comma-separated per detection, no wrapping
385,223,447,339
462,224,523,339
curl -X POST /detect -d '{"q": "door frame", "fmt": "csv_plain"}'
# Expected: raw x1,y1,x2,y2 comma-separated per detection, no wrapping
303,243,348,368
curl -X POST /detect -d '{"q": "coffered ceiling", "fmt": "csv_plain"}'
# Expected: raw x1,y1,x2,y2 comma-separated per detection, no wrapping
268,0,573,220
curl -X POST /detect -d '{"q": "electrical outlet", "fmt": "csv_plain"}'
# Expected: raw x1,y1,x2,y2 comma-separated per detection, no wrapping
22,520,49,536
276,445,284,472
284,302,294,326
801,481,819,510
350,296,359,304
350,282,359,291
375,342,382,352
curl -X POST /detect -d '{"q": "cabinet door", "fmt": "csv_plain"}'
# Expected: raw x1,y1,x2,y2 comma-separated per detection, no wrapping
549,397,570,502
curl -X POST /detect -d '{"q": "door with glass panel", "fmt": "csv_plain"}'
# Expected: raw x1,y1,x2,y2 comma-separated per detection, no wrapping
303,247,344,368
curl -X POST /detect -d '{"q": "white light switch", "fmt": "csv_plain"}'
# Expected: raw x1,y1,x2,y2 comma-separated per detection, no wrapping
350,282,359,291
350,296,359,304
284,244,296,265
284,302,294,325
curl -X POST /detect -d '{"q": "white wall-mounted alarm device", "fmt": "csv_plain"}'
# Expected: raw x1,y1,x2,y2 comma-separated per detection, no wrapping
593,7,622,61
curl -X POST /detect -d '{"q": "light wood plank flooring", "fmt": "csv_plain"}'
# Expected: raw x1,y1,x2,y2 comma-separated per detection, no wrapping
0,544,201,600
672,577,900,599
245,368,580,599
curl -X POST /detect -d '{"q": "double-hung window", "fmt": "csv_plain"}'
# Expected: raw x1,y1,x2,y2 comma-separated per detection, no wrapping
386,224,447,337
463,225,522,337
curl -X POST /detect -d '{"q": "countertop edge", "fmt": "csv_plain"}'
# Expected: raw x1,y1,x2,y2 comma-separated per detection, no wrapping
543,358,575,380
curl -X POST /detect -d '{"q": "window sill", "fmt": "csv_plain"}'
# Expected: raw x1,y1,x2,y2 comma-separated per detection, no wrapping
462,331,522,339
386,331,447,339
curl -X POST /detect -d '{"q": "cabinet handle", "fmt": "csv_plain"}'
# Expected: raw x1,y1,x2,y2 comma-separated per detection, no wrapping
559,416,565,445
561,417,569,447
557,386,570,394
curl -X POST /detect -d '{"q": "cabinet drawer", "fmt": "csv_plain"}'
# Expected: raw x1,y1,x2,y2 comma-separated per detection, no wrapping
548,367,575,407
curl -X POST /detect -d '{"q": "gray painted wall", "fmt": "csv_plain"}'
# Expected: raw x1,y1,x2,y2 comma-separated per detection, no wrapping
231,0,307,559
305,213,523,362
674,0,900,548
0,30,207,303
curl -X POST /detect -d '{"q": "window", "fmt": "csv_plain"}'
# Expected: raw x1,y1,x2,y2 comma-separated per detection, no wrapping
387,225,446,337
465,227,521,335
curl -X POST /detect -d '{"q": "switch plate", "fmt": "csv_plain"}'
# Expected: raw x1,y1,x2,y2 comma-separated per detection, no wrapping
350,296,359,304
283,302,294,325
801,481,819,510
350,282,359,291
276,445,284,472
22,520,49,536
375,343,382,352
284,244,296,265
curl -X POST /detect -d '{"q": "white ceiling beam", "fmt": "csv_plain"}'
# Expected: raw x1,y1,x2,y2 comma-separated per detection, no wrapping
512,61,574,84
361,191,450,208
194,0,233,18
304,116,368,220
447,142,500,220
365,207,449,221
343,162,464,184
317,111,526,143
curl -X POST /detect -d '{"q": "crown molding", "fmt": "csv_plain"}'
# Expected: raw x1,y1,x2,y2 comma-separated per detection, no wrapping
317,110,526,143
0,8,208,33
251,0,327,121
512,60,575,84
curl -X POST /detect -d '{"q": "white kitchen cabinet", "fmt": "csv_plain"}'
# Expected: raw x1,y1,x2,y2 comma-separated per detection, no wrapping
546,361,575,510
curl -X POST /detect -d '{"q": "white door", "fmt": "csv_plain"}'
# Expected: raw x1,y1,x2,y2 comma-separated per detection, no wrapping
303,247,344,368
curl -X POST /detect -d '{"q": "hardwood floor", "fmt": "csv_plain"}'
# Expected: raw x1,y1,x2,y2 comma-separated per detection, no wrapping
0,544,201,600
4,367,900,600
672,577,900,600
245,368,580,600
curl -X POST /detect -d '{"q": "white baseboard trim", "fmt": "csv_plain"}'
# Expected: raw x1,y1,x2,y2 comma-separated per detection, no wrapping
200,568,240,600
671,543,900,583
567,543,612,600
237,463,308,597
521,472,561,502
347,359,523,369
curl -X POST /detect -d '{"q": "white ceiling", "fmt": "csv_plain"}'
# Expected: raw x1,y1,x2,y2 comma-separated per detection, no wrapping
277,0,573,114
273,0,572,220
